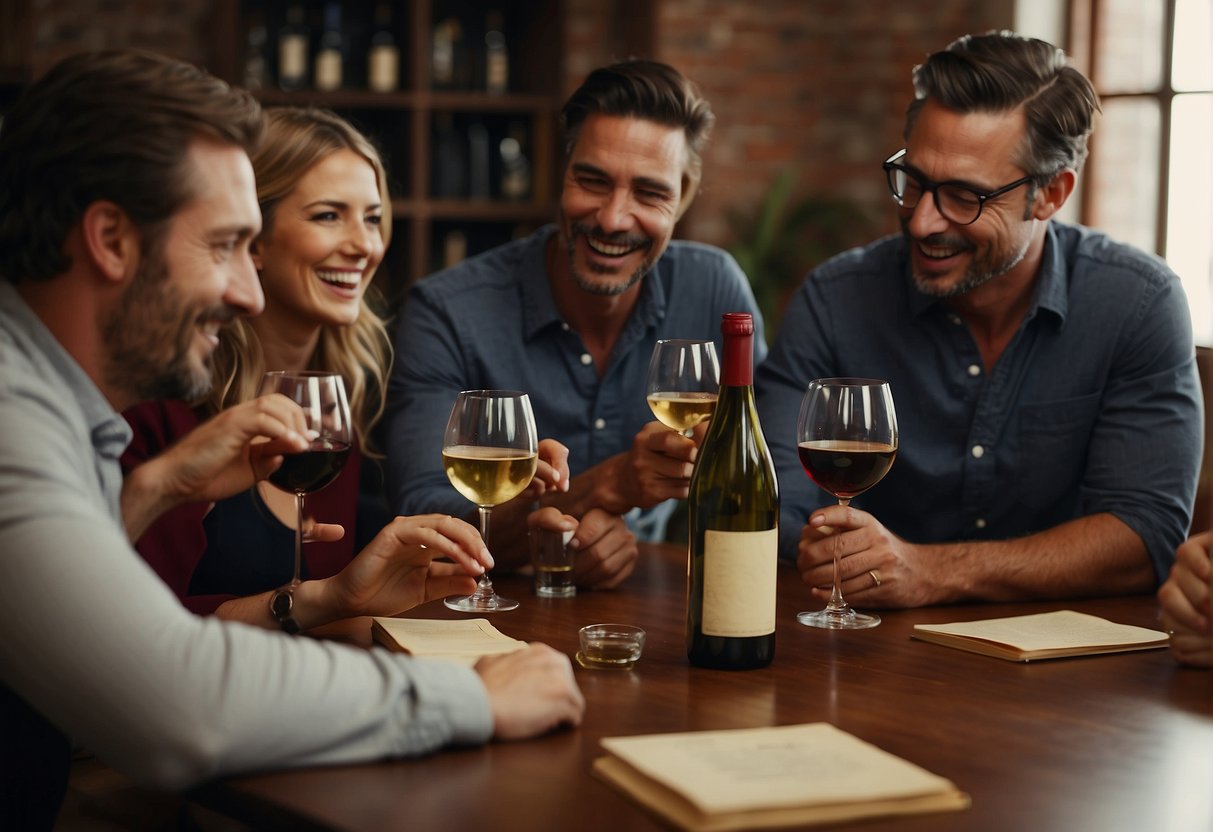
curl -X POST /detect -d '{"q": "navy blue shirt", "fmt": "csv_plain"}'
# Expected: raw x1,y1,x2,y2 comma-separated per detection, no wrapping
756,222,1200,581
387,225,765,542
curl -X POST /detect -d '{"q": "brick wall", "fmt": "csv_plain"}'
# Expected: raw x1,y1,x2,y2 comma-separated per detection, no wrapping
28,0,1015,267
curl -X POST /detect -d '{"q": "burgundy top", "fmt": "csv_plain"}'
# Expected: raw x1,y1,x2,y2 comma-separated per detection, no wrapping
121,400,371,614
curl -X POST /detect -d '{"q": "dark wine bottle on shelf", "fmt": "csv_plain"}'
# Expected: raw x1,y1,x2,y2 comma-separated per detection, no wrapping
432,17,469,89
499,122,530,201
430,112,467,198
484,10,508,94
243,14,268,90
367,2,399,92
277,3,308,91
314,2,345,92
467,119,491,199
686,312,779,670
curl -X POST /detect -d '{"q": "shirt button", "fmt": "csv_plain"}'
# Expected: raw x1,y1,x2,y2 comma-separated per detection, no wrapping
948,314,963,325
561,322,570,331
975,518,987,529
971,444,985,459
580,353,593,366
594,418,606,430
967,364,981,377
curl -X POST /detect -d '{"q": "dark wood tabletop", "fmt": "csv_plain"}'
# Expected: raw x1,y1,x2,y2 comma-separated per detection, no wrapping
194,543,1213,832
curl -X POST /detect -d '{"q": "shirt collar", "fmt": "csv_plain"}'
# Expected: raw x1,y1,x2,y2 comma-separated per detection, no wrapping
0,281,132,459
519,225,669,341
906,222,1069,326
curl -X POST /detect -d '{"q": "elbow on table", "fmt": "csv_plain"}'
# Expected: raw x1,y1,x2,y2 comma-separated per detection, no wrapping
110,724,238,792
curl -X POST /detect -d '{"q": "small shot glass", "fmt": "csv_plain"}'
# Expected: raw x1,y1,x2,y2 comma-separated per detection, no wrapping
531,528,576,598
577,623,646,669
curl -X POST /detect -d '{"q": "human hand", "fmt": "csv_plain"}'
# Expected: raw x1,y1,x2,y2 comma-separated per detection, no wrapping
155,394,310,506
797,504,935,608
618,421,700,510
1158,530,1212,668
476,644,585,740
523,438,571,499
320,514,490,621
569,508,638,590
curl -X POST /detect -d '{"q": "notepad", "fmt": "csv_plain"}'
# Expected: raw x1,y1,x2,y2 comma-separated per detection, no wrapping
592,723,969,832
371,617,526,665
910,609,1169,662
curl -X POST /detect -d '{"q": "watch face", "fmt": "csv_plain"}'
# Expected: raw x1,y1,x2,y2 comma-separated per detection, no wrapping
271,588,294,618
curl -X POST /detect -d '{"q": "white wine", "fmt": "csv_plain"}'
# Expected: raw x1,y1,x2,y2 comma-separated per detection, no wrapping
687,313,779,670
443,445,537,507
647,391,718,432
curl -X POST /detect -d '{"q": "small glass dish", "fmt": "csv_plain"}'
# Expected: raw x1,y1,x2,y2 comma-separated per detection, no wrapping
577,623,646,669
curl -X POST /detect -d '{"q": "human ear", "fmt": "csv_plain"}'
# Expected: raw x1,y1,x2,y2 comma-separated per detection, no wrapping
79,201,140,285
1032,169,1076,221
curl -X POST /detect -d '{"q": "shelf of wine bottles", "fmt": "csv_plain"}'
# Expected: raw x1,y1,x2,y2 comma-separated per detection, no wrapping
215,0,564,296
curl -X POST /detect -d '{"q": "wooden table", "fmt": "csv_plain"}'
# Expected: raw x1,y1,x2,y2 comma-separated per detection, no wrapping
195,544,1213,831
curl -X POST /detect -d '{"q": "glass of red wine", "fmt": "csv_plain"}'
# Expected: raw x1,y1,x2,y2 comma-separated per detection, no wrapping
795,378,897,630
258,371,353,588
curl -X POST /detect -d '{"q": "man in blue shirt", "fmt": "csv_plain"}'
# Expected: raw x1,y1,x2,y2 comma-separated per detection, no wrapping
387,61,764,588
757,32,1201,609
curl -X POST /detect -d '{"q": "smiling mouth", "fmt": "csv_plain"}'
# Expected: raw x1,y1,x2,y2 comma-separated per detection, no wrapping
585,236,646,258
917,240,967,260
316,269,362,289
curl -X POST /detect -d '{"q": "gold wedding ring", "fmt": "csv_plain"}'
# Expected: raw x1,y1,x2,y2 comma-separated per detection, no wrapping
869,569,882,588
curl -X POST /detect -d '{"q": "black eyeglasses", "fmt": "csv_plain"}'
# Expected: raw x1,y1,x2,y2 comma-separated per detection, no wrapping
882,149,1035,225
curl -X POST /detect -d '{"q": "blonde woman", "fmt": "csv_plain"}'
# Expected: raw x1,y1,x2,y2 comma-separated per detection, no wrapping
122,107,570,630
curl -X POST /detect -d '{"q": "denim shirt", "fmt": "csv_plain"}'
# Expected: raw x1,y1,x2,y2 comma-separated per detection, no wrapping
756,222,1200,581
386,225,765,542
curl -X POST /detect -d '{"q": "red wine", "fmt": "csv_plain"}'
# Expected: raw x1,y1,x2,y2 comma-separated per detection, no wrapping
798,440,896,499
268,439,351,495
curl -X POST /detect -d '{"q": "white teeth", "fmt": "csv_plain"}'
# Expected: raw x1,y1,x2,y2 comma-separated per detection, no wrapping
316,270,361,287
920,243,960,259
587,238,633,257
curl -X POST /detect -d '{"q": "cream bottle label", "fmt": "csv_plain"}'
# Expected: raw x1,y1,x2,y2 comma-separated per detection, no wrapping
702,528,778,637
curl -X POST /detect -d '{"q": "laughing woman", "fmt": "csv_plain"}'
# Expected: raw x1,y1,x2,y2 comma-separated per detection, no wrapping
122,107,571,631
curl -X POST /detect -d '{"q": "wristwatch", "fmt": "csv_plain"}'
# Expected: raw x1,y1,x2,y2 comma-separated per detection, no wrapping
269,587,302,634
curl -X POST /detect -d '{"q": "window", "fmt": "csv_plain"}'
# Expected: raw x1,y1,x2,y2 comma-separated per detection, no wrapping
1018,0,1212,344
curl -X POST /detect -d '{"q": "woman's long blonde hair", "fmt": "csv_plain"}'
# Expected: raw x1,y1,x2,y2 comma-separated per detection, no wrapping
207,107,393,454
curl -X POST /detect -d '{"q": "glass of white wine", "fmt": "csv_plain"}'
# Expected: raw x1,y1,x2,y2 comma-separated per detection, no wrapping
441,390,538,613
645,339,720,435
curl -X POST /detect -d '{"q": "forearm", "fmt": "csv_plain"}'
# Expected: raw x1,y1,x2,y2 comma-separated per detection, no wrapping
924,513,1155,603
213,578,353,632
120,457,182,542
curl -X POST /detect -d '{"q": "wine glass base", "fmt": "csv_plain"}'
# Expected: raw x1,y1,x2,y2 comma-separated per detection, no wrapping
444,593,520,613
797,608,881,629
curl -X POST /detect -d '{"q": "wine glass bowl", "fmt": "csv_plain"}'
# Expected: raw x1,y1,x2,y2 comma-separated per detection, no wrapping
258,371,353,588
795,378,897,630
442,390,538,613
645,339,720,435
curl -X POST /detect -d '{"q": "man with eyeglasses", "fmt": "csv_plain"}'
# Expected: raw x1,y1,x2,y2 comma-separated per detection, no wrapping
756,31,1201,609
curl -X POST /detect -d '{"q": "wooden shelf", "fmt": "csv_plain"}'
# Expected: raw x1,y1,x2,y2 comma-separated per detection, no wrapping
211,0,564,297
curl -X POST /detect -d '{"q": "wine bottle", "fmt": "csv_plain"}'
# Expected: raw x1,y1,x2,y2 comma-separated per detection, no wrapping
243,14,269,90
483,10,508,94
314,2,345,92
367,2,399,92
276,3,308,91
686,312,779,670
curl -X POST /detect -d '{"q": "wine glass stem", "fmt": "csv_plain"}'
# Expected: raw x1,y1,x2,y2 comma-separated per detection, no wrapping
473,505,495,595
826,498,850,612
292,492,305,587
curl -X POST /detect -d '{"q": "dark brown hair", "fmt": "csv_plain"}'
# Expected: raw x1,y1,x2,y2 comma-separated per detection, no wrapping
905,31,1100,180
560,60,715,209
0,49,263,283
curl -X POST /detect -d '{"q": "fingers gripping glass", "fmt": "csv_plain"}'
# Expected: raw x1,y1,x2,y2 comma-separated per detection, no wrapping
882,149,1034,225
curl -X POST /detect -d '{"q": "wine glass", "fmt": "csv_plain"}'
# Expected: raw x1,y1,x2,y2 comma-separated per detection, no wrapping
795,378,898,630
258,371,353,588
442,390,538,613
645,339,720,436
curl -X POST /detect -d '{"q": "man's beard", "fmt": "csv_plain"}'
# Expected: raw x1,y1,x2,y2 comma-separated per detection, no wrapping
902,224,1030,300
564,222,654,297
102,248,234,403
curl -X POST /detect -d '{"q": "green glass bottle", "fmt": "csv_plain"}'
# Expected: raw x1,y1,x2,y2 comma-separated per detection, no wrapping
687,312,779,669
